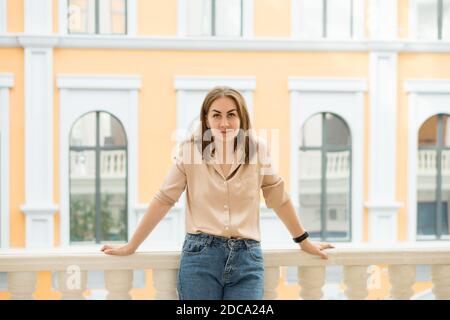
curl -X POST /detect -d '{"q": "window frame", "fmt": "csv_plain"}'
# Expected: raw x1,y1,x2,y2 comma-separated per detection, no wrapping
409,0,449,40
178,0,254,37
57,75,140,247
289,77,367,243
0,0,6,33
291,0,365,40
60,0,137,35
69,111,129,244
299,112,353,242
405,80,450,243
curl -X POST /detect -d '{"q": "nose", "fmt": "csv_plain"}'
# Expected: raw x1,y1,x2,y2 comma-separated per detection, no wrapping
220,118,229,129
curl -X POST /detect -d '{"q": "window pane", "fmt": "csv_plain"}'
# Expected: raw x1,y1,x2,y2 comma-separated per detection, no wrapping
325,113,350,146
187,0,212,36
299,0,323,38
440,150,450,235
100,150,127,242
326,0,352,38
417,149,438,237
70,150,96,243
215,0,242,37
444,0,450,39
298,150,322,238
325,150,350,240
419,115,438,146
68,0,96,34
70,112,96,147
99,112,127,147
300,113,322,147
417,0,438,40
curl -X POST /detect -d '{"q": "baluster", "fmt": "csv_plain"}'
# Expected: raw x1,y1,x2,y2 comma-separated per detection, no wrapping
7,272,36,300
388,265,416,299
153,269,178,300
343,265,369,300
57,269,88,300
297,266,325,300
263,267,279,300
105,270,133,300
431,265,450,300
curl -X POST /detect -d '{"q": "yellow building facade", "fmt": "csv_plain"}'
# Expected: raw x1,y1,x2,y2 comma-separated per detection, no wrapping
1,0,450,299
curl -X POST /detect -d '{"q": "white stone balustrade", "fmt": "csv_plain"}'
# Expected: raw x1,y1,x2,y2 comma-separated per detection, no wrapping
1,244,450,300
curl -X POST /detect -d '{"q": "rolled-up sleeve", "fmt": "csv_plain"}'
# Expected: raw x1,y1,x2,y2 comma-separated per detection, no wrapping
258,138,291,209
153,143,187,207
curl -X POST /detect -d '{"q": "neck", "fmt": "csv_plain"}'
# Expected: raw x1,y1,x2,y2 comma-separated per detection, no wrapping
215,140,235,164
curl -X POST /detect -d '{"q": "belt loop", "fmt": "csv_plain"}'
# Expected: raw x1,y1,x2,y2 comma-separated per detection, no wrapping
205,234,213,246
243,239,250,250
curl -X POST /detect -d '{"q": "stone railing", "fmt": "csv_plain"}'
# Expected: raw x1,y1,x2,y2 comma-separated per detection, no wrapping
1,243,450,300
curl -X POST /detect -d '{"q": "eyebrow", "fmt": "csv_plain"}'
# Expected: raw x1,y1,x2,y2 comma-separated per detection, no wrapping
211,109,237,114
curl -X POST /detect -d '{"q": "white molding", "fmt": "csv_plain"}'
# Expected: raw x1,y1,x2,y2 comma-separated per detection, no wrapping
58,0,68,35
127,0,137,36
57,75,141,247
289,77,367,243
25,0,53,34
0,0,6,34
174,76,256,91
242,0,254,37
0,73,13,249
369,0,397,40
366,52,401,243
408,0,418,40
57,75,141,90
3,34,450,52
178,0,254,38
405,80,450,242
405,80,450,94
288,77,368,92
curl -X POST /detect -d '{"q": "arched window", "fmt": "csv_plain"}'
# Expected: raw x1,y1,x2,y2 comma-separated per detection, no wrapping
417,114,450,240
69,111,128,244
298,112,351,241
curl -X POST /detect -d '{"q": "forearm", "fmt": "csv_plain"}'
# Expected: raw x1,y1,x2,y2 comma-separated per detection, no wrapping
273,199,305,238
127,198,173,251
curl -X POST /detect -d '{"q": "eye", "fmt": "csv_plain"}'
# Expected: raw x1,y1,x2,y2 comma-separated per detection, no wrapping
213,114,220,118
227,113,236,118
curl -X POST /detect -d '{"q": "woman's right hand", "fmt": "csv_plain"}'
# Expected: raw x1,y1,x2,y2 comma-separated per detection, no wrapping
101,243,135,256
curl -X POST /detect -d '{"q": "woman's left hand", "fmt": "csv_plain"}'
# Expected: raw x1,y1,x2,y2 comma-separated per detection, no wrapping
299,239,335,259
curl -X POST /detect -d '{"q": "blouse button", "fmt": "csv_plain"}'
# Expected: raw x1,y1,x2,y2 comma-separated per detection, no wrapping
224,204,228,209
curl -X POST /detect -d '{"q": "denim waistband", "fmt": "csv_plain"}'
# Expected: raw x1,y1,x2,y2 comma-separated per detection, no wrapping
185,232,260,249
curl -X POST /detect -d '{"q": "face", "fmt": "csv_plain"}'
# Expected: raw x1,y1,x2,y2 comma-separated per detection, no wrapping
206,96,241,142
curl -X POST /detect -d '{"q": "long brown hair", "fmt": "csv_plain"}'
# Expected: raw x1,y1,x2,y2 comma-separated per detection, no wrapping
191,86,256,164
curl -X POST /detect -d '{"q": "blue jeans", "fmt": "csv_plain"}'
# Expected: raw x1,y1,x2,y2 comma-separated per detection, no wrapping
177,233,265,300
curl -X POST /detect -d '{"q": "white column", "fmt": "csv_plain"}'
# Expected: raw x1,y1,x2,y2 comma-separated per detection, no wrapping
263,267,279,300
431,265,450,300
8,272,37,300
20,1,58,248
388,265,416,299
0,0,6,33
105,270,133,300
366,50,402,243
153,269,178,300
0,74,13,249
369,0,398,40
57,270,88,300
298,266,325,300
343,265,369,299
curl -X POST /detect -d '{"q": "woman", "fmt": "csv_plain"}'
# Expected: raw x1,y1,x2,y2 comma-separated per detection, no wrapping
101,86,334,300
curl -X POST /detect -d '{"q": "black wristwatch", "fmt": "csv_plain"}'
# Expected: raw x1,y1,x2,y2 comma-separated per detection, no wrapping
293,231,309,244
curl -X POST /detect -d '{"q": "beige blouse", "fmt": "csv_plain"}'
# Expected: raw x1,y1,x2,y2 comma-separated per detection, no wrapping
153,136,291,242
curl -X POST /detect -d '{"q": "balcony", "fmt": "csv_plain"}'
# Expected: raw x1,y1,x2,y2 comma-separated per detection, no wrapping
1,244,450,300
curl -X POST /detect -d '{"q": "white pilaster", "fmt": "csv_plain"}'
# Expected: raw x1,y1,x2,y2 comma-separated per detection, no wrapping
366,52,402,243
25,0,52,34
21,1,57,248
0,74,13,249
369,0,398,40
